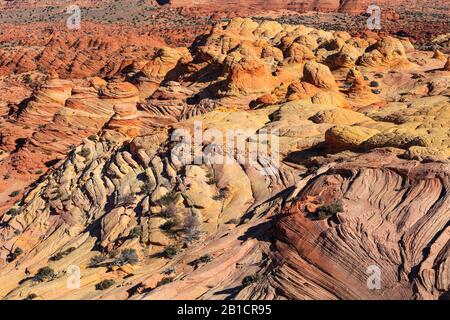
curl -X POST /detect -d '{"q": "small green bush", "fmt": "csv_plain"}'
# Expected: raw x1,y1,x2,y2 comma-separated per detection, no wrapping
157,277,174,286
24,293,38,300
160,219,178,232
77,148,91,158
35,266,56,282
5,208,19,216
112,248,139,266
7,247,24,262
95,279,115,291
49,247,76,261
163,245,179,259
242,273,263,286
160,203,178,219
129,226,142,239
225,218,240,225
191,254,213,267
90,255,106,267
314,203,344,220
158,191,179,206
9,190,20,197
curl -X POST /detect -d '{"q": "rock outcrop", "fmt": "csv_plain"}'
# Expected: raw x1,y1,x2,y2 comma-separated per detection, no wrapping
0,17,449,301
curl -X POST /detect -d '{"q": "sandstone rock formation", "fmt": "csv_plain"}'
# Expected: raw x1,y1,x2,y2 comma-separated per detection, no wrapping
0,17,449,301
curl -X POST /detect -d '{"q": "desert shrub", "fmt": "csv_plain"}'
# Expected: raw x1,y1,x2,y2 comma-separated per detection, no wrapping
7,247,23,262
160,203,178,219
158,191,179,206
112,248,139,266
90,255,106,267
9,190,20,197
369,81,379,87
129,226,142,239
183,214,201,241
35,266,56,282
160,219,178,232
163,245,179,259
225,218,240,225
87,135,98,142
157,277,174,286
313,203,344,220
162,267,175,275
108,249,120,259
371,89,381,95
24,293,38,300
22,74,33,84
242,273,263,286
212,188,229,201
77,148,91,158
3,172,10,180
49,247,76,261
5,208,19,216
35,170,44,175
191,254,213,267
95,279,115,291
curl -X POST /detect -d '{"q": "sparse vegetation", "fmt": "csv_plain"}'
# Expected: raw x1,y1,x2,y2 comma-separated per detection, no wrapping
158,191,179,206
49,247,76,261
162,267,175,275
242,273,263,286
112,248,139,266
160,219,178,232
34,266,56,282
160,203,178,219
95,279,115,290
157,277,174,286
5,208,19,216
129,226,142,239
90,254,106,267
3,172,10,180
77,148,91,158
9,190,20,197
7,247,24,262
313,203,344,220
212,188,229,201
183,214,200,241
163,245,180,259
190,254,213,267
24,293,38,300
371,89,381,95
119,194,135,206
225,218,240,225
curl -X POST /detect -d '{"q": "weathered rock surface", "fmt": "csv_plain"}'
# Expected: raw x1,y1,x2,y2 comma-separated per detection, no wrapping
0,17,449,301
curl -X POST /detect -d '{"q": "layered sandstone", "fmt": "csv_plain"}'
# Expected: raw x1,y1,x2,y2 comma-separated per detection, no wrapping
0,17,449,301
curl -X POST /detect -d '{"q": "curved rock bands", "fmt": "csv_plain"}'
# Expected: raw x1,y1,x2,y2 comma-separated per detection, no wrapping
273,151,450,300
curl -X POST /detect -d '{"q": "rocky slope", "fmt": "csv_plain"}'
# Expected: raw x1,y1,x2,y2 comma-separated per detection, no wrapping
0,17,449,300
